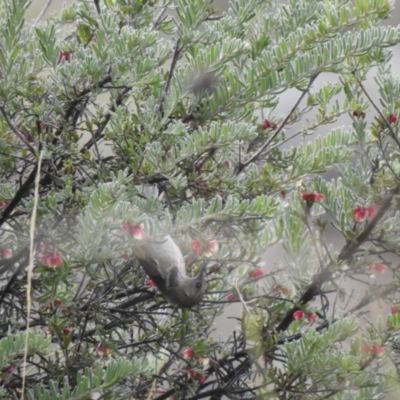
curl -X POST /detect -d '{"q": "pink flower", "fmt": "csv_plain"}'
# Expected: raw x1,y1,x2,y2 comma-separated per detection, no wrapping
362,343,385,356
58,51,71,64
301,192,325,203
96,344,112,356
354,206,378,222
362,344,372,353
372,345,385,356
279,190,286,200
369,263,387,274
388,114,398,123
40,251,62,268
187,369,206,383
46,252,63,268
293,310,304,320
227,293,236,301
353,206,368,222
183,348,194,358
261,120,277,130
307,312,316,323
352,110,366,118
6,365,15,373
367,206,378,218
188,369,197,378
280,287,290,296
191,240,203,255
148,278,156,288
0,248,12,259
249,269,265,280
54,299,63,308
0,200,9,209
391,305,399,315
131,225,145,240
191,240,218,257
123,223,145,240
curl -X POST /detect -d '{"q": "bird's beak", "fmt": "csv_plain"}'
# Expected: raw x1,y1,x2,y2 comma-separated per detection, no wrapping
198,260,207,278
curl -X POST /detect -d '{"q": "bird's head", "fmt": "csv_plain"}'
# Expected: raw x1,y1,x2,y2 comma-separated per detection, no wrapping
163,261,207,308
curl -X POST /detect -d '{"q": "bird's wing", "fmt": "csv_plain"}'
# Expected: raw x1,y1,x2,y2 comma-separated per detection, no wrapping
133,246,167,280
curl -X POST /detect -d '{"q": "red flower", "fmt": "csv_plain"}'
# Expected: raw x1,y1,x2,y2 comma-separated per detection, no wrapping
96,344,112,356
199,182,208,189
183,348,194,358
227,293,236,301
353,206,378,222
352,110,366,118
372,345,385,356
0,200,9,209
191,240,202,255
279,190,286,200
191,240,218,257
388,114,398,123
148,278,156,288
40,251,62,268
187,369,206,383
0,248,12,259
54,299,63,308
293,310,304,320
58,51,71,64
391,305,399,315
123,222,133,233
369,263,387,274
188,369,197,378
367,206,378,218
307,312,316,323
362,343,372,353
249,269,265,280
123,223,145,240
6,365,15,373
261,120,277,130
62,328,72,335
280,287,290,296
301,192,325,203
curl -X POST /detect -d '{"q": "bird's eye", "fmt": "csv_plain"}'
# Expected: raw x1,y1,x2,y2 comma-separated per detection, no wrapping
195,282,202,289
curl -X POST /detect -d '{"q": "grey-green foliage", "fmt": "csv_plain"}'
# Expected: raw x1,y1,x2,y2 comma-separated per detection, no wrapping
27,358,152,400
0,331,51,370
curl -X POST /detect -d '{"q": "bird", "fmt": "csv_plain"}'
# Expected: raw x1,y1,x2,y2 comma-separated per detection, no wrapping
188,70,216,96
132,235,206,308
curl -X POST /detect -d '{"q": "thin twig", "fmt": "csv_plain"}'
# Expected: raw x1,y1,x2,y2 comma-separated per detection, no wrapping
0,106,36,156
151,7,167,31
21,151,43,399
276,187,397,332
157,38,182,115
236,73,319,174
355,77,400,149
34,0,53,24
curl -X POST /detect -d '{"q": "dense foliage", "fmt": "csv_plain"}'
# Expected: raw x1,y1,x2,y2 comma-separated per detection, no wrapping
1,0,400,398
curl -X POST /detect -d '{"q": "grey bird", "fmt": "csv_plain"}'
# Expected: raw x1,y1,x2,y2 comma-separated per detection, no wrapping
188,70,216,96
133,235,206,308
